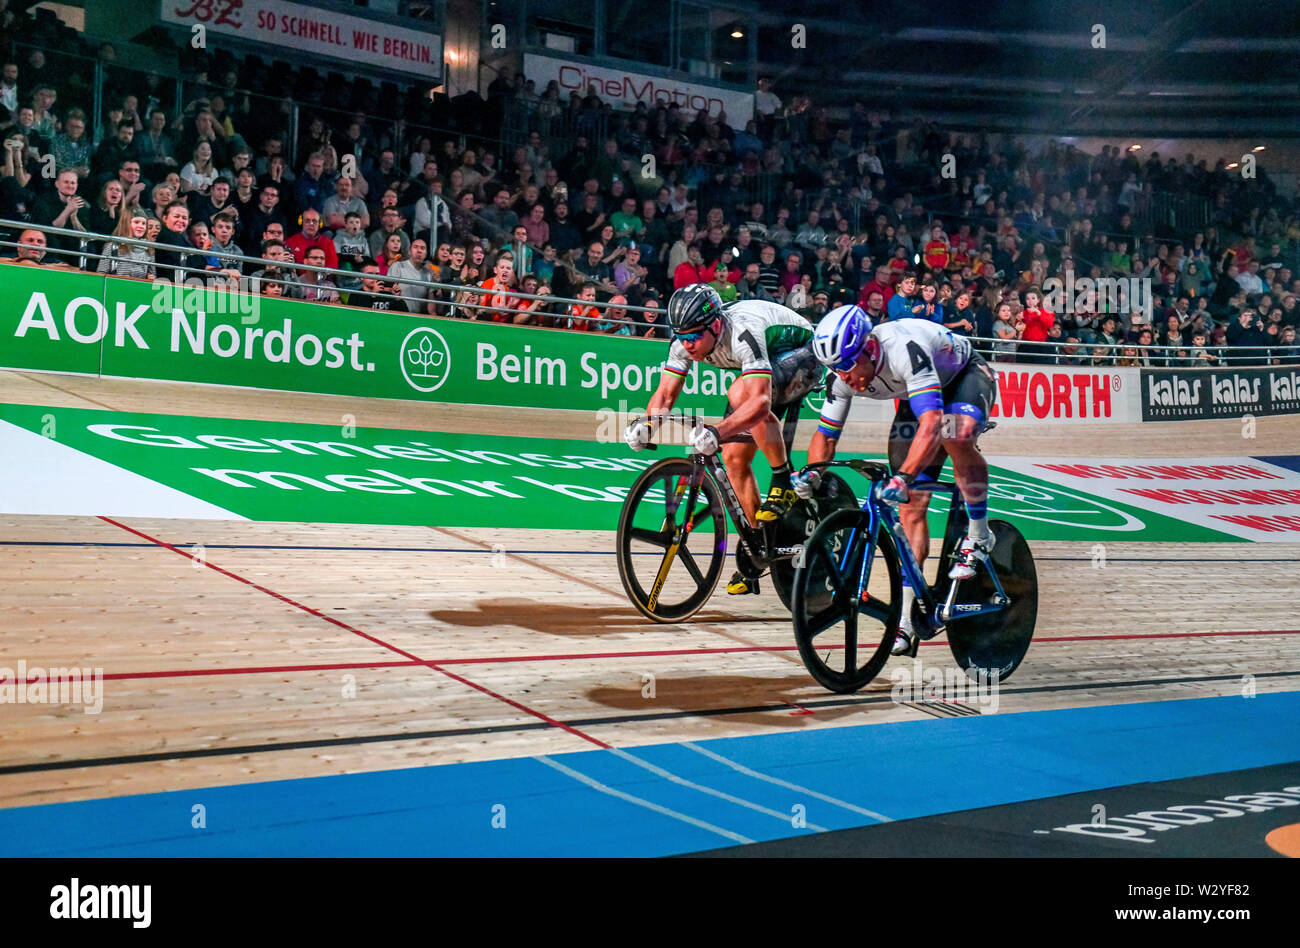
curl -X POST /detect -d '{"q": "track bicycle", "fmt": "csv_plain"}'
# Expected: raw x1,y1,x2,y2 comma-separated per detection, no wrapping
790,458,1038,693
615,411,858,622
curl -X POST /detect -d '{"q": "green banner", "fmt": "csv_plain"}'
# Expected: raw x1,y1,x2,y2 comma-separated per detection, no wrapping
0,267,820,418
0,402,1237,542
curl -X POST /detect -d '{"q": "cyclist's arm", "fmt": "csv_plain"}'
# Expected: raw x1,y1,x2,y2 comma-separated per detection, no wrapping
895,342,946,479
714,374,772,441
895,408,944,479
807,375,854,465
647,348,690,416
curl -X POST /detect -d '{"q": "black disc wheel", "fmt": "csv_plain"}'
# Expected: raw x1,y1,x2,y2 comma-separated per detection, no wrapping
791,508,903,693
617,458,727,622
768,472,860,612
945,520,1038,683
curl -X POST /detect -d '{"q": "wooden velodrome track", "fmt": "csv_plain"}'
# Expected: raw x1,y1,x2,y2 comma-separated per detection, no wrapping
2,366,1299,810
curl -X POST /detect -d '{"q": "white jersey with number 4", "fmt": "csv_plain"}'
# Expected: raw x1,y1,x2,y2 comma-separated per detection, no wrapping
817,320,972,436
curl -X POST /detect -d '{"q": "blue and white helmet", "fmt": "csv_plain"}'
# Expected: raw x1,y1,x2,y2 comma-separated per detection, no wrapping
812,305,873,371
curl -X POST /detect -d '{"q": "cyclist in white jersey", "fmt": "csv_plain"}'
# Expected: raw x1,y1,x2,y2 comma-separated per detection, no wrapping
801,306,998,653
625,283,823,595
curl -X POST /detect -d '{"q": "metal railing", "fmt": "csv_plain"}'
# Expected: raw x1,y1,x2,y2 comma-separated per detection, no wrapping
4,220,1298,364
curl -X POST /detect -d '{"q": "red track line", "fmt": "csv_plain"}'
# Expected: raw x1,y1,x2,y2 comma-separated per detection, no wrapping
87,630,1300,685
96,516,609,749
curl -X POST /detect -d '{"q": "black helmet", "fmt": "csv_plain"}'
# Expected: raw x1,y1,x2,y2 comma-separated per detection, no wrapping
667,283,723,335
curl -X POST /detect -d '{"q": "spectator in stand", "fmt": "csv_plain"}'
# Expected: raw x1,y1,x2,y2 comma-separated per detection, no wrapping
92,120,137,180
153,200,195,281
992,302,1019,363
566,282,601,331
51,109,91,179
33,169,89,259
1018,287,1056,364
710,260,739,302
945,290,979,337
242,182,286,250
96,209,155,279
512,274,552,326
348,262,404,311
736,263,768,300
504,223,535,277
136,108,178,181
780,252,805,293
376,231,406,275
180,141,219,196
1273,325,1299,365
86,179,125,238
210,212,243,272
673,243,711,290
323,176,369,234
368,205,411,259
639,297,669,339
296,246,339,304
575,240,618,294
387,238,437,314
1227,308,1270,366
613,243,647,298
3,229,56,266
294,152,331,216
887,273,925,320
286,209,338,270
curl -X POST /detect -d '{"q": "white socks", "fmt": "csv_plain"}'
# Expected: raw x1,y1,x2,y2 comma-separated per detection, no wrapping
900,584,916,632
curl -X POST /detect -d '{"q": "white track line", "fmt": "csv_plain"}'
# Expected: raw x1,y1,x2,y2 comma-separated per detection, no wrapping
682,741,894,823
536,755,754,845
608,747,829,832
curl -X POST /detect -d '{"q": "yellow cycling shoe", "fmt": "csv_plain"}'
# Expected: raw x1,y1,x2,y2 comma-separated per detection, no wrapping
727,571,760,595
756,487,797,522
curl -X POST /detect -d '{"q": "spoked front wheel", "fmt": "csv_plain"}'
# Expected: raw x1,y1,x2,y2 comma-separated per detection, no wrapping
616,458,728,622
791,508,903,693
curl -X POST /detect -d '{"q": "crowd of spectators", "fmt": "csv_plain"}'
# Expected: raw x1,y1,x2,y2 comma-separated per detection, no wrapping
2,32,1300,365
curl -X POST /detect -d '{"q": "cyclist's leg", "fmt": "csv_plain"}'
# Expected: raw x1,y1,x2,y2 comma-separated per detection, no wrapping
888,403,947,567
753,346,824,521
942,355,998,575
722,438,761,527
941,354,996,523
889,403,947,651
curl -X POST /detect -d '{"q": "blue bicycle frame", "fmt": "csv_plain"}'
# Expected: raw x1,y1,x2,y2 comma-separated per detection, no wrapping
816,460,1012,630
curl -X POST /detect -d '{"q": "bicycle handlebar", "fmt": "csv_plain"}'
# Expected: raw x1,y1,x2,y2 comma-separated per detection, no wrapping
801,458,961,495
632,413,755,447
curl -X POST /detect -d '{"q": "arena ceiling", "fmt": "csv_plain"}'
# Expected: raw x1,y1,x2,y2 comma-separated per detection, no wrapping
747,0,1300,136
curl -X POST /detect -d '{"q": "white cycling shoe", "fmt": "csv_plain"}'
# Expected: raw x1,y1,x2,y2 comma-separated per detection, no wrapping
891,626,915,656
948,532,995,580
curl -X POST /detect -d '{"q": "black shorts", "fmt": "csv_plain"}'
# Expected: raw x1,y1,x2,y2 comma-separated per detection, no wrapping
889,352,997,484
723,345,824,417
723,345,824,452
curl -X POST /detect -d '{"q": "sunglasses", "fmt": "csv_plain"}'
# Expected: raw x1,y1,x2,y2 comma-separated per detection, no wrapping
673,329,707,343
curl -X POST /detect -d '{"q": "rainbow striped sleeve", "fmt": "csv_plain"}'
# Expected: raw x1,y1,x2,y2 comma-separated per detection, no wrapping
907,382,944,416
663,362,689,379
739,367,773,381
816,412,845,439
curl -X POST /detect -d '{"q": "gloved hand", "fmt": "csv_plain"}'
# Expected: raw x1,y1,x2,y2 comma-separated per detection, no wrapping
624,421,652,451
689,424,720,456
881,474,912,505
791,469,822,499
